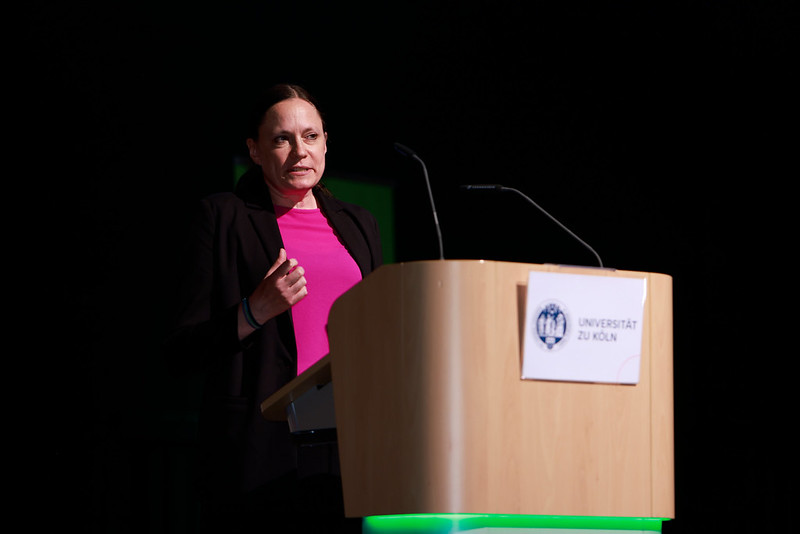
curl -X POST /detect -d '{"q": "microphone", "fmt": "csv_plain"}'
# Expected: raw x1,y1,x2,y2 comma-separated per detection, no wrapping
394,142,444,260
461,184,604,268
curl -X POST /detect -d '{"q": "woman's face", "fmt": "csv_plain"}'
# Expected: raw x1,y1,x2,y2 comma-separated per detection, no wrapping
247,98,327,205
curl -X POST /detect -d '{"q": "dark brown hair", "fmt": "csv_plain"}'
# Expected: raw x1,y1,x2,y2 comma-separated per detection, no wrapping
245,83,326,140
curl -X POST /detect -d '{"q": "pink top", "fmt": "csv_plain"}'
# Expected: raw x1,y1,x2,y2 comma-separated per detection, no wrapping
276,206,363,375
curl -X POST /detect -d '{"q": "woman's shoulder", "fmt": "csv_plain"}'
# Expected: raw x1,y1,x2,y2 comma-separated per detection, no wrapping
317,190,374,219
195,191,249,219
202,190,242,206
200,167,270,212
192,188,269,228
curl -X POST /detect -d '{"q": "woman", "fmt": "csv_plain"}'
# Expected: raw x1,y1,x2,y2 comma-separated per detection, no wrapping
164,84,382,532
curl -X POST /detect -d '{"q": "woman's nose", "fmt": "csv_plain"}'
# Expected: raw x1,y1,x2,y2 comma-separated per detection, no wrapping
291,137,308,157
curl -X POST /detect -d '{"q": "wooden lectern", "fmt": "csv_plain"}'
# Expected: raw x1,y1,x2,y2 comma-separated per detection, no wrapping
262,260,674,531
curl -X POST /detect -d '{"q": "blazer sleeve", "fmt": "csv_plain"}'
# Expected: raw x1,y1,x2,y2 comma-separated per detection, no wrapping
162,197,245,377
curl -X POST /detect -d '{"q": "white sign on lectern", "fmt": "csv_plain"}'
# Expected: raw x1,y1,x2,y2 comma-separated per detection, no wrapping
522,271,646,384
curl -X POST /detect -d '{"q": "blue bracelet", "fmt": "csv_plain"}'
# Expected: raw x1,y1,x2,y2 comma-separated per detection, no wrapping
241,297,263,330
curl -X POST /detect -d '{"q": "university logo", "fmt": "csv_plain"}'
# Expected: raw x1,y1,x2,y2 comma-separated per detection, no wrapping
535,302,568,350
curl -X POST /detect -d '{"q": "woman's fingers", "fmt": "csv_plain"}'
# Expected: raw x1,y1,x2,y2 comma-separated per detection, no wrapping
266,248,289,277
249,250,309,325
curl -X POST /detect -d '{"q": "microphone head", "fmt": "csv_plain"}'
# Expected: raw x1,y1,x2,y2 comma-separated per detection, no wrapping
461,184,503,191
393,142,417,158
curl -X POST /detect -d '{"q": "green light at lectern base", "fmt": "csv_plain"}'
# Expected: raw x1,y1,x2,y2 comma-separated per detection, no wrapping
363,514,669,533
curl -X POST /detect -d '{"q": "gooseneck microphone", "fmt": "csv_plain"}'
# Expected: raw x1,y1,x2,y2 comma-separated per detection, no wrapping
394,143,445,260
461,184,604,268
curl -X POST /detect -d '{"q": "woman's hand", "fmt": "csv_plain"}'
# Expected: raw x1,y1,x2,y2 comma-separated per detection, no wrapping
238,248,307,337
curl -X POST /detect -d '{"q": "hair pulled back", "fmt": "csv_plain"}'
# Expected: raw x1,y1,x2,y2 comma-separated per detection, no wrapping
245,83,325,141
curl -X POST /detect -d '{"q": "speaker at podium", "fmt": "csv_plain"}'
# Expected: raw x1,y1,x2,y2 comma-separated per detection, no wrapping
262,259,674,533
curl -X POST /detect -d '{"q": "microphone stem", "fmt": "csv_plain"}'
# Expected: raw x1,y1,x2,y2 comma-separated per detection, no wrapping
413,154,444,260
503,187,604,268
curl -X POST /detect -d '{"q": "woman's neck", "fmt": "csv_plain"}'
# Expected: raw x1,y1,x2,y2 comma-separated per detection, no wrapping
267,185,318,210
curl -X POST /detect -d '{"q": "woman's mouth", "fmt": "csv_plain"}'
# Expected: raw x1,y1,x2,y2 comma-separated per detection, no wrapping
288,166,311,175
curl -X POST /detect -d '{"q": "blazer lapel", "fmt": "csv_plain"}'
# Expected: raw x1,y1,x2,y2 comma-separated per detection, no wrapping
317,193,372,278
248,205,284,268
237,166,285,271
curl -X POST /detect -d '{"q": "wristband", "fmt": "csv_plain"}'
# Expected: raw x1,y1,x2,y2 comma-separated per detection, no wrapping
242,297,263,330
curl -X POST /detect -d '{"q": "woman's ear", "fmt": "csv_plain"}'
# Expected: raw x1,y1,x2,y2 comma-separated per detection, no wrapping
246,138,262,165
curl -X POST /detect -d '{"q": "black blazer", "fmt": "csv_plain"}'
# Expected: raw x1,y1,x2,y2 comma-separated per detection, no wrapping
164,166,383,496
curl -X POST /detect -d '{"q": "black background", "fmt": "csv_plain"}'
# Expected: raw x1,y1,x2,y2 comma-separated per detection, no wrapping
22,1,797,532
